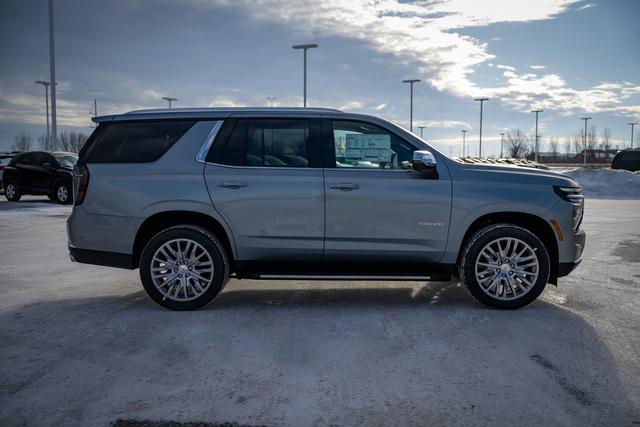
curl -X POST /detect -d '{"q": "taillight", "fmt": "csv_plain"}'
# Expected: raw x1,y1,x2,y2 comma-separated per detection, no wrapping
73,163,90,205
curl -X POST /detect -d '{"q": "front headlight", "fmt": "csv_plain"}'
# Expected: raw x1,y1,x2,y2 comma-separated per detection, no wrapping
554,186,584,231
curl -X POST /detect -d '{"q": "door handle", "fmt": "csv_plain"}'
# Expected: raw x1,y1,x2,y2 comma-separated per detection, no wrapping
329,182,359,191
219,181,247,189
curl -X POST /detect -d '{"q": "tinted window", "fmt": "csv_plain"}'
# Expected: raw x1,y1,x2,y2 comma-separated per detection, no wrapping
15,153,35,165
219,119,311,167
36,153,54,167
332,120,415,169
84,120,195,163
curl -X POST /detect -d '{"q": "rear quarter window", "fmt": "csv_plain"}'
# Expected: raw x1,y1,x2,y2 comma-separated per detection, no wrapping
84,120,195,163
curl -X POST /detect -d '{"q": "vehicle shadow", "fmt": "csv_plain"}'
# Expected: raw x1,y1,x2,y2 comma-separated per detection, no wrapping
0,281,638,426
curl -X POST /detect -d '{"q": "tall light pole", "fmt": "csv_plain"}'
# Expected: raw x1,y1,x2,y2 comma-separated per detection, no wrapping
581,117,591,166
35,80,52,145
48,0,57,147
474,97,489,157
500,132,505,158
531,109,543,162
629,122,638,149
418,126,426,138
292,43,318,108
266,97,277,107
162,97,177,108
402,79,421,132
462,129,467,158
89,99,98,128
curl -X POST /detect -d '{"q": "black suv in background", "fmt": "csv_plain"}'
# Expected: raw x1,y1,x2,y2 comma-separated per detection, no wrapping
3,151,78,204
611,148,640,172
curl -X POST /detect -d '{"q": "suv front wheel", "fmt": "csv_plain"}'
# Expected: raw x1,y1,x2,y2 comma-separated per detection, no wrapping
53,181,72,204
460,224,550,309
139,225,229,310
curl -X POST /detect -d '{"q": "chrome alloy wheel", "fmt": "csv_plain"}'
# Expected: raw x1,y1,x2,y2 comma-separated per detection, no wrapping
57,185,68,202
474,237,539,301
151,238,214,302
5,184,16,199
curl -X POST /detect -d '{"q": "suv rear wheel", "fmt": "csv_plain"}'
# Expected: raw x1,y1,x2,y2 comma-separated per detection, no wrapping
139,225,229,310
460,224,550,309
4,181,21,201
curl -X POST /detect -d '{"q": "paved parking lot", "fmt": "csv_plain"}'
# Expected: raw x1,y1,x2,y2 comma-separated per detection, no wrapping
1,196,639,426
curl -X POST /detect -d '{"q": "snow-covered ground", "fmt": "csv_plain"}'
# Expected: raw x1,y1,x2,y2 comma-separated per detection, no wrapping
557,167,640,199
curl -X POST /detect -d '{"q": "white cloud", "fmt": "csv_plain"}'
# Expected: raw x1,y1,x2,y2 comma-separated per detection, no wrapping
207,96,246,108
530,65,547,69
201,0,638,116
577,3,596,11
421,120,471,129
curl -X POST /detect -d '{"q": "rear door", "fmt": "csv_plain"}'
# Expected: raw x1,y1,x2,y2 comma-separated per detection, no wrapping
322,118,452,273
14,152,38,192
204,117,324,267
34,152,57,192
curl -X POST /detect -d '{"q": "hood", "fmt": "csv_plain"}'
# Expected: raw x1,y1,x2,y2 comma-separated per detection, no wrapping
452,161,579,187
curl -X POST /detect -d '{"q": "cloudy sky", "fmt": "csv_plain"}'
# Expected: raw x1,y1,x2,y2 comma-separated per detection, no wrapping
1,0,639,155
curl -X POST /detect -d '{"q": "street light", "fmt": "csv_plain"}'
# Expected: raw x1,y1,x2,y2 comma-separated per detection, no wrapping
48,0,57,147
629,122,638,149
531,109,543,162
474,97,489,157
418,126,426,138
402,79,421,132
266,97,277,107
35,80,52,145
292,43,318,108
500,132,505,158
162,97,177,108
581,117,591,166
462,129,467,158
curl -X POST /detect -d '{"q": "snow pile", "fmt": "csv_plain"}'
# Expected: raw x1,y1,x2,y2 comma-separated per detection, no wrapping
559,167,640,199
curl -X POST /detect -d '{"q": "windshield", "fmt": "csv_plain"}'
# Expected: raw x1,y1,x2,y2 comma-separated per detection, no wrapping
53,154,78,168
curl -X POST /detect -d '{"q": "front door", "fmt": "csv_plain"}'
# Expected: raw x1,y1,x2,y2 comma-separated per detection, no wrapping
323,119,452,274
204,117,324,268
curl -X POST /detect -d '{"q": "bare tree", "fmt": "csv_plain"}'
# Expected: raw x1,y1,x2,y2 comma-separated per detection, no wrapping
12,133,32,151
563,137,573,155
70,132,88,153
58,131,88,153
506,129,530,158
549,137,559,160
572,132,583,155
586,126,598,151
38,135,56,151
58,131,72,151
600,128,612,152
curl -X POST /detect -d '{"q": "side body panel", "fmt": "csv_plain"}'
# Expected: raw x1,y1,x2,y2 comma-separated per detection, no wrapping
67,120,236,256
443,165,582,265
204,164,324,261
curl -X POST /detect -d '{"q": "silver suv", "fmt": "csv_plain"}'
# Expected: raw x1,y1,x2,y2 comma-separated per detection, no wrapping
67,108,585,310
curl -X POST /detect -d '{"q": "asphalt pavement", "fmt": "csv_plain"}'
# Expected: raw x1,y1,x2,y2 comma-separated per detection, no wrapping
1,196,639,426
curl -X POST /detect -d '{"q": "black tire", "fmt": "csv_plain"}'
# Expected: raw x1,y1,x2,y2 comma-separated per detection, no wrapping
4,181,21,201
53,181,72,204
139,225,229,310
459,224,550,309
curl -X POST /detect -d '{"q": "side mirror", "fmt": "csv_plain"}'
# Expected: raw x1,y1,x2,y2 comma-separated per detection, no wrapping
412,150,437,174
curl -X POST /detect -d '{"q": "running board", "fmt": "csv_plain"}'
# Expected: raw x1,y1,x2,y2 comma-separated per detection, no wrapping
250,274,451,281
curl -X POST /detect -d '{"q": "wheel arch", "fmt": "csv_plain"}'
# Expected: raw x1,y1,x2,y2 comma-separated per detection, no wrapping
456,212,559,284
132,211,236,270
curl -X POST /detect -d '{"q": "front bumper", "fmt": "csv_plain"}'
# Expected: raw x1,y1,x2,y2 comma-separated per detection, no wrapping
557,228,585,278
